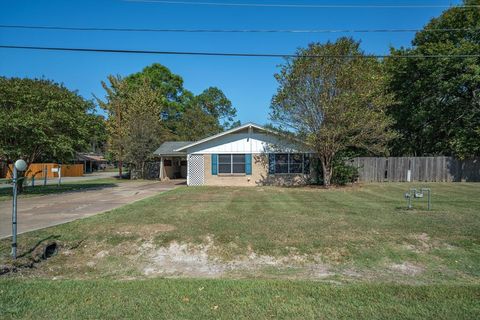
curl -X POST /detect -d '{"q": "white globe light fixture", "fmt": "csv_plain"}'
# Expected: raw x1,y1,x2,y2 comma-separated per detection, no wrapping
14,159,27,172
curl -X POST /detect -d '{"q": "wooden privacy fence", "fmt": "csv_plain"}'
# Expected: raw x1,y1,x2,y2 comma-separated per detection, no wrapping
6,163,84,179
351,157,480,182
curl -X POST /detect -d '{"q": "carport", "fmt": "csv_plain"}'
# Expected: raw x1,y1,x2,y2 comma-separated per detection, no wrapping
153,141,191,180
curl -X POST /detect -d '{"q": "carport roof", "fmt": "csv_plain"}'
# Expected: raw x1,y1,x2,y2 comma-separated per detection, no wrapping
153,141,192,157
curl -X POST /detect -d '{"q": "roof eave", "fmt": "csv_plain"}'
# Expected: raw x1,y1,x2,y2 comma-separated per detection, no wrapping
174,122,271,152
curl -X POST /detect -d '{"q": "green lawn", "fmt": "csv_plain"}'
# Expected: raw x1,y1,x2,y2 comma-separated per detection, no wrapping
1,183,479,318
1,279,478,319
0,178,128,202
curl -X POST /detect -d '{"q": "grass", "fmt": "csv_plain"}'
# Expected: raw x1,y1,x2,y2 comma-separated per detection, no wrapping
1,279,479,319
0,183,479,318
0,178,129,202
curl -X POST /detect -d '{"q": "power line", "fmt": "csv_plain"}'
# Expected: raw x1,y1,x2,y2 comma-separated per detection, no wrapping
1,24,478,34
123,0,480,9
1,45,479,59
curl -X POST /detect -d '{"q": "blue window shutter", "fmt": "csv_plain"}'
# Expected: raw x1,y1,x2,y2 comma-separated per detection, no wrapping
268,153,275,174
211,154,218,175
245,154,252,175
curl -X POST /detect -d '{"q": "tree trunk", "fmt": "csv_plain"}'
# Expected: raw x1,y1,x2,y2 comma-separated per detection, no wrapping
118,160,123,178
321,156,333,187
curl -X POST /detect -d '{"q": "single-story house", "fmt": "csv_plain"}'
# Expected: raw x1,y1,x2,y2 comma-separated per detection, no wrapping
75,153,108,173
154,123,313,186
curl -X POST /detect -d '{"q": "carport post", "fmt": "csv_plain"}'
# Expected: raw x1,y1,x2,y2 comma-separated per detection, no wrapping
160,157,164,180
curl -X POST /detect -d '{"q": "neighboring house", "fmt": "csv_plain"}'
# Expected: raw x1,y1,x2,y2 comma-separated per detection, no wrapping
75,153,108,173
154,123,313,186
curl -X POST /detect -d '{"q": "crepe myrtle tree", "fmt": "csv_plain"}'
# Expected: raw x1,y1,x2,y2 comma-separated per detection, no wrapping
270,38,396,187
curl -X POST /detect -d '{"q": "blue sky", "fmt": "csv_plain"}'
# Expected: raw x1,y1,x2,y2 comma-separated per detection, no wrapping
0,0,461,124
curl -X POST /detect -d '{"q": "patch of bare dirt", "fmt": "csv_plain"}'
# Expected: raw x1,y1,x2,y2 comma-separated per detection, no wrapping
389,262,425,276
114,224,175,237
141,236,333,279
403,233,456,253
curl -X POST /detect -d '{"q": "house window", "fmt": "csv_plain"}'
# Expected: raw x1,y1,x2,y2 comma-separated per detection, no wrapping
218,154,246,174
270,153,309,174
163,159,172,167
275,154,289,174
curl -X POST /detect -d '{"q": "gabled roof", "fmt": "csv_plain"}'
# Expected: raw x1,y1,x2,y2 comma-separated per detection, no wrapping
154,141,193,156
174,122,273,152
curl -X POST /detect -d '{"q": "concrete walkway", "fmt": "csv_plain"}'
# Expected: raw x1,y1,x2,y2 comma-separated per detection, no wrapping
0,180,183,239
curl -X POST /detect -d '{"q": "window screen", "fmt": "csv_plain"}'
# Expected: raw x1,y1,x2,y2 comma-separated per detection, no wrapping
218,154,232,174
275,154,289,174
270,153,308,174
232,154,246,174
218,154,246,174
289,154,303,173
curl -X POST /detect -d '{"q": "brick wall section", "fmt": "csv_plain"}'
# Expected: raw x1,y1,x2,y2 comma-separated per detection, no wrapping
203,154,311,186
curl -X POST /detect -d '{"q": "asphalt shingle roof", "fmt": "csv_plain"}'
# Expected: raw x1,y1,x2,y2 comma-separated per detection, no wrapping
153,141,193,156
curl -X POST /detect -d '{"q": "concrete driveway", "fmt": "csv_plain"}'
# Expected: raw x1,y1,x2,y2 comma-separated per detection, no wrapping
0,171,118,189
0,180,182,239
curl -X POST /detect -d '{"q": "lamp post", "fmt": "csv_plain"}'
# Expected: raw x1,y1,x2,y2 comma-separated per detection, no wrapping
12,159,27,259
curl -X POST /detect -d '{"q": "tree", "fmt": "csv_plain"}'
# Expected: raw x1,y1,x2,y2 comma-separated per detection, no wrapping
97,76,128,177
98,76,170,178
123,63,238,141
0,77,96,168
271,38,396,186
386,0,480,157
176,87,239,140
87,114,107,154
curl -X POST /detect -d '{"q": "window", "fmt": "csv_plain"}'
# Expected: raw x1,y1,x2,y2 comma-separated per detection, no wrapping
270,153,309,174
275,154,289,174
163,159,172,167
232,154,246,174
218,154,246,174
289,154,303,173
218,154,232,174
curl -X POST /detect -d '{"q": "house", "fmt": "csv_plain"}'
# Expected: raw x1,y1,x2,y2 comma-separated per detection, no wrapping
154,123,313,186
75,153,108,173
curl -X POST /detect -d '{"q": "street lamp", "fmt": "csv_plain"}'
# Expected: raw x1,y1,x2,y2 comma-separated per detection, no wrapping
12,159,27,259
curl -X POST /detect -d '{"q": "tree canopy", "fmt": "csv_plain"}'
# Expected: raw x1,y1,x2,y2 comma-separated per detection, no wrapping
98,75,171,178
386,0,480,157
0,77,101,166
271,38,396,186
123,63,238,140
98,64,238,177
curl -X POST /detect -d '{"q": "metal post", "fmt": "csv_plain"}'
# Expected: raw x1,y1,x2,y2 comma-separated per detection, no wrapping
43,165,47,186
11,166,18,259
408,188,414,209
58,164,62,186
427,189,431,210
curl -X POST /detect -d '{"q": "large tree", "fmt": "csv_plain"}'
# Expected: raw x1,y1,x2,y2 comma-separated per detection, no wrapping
124,63,238,140
98,76,170,178
386,0,480,157
271,38,396,186
0,77,97,168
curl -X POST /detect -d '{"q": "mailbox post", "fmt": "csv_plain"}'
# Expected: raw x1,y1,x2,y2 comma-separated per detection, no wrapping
11,159,27,259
